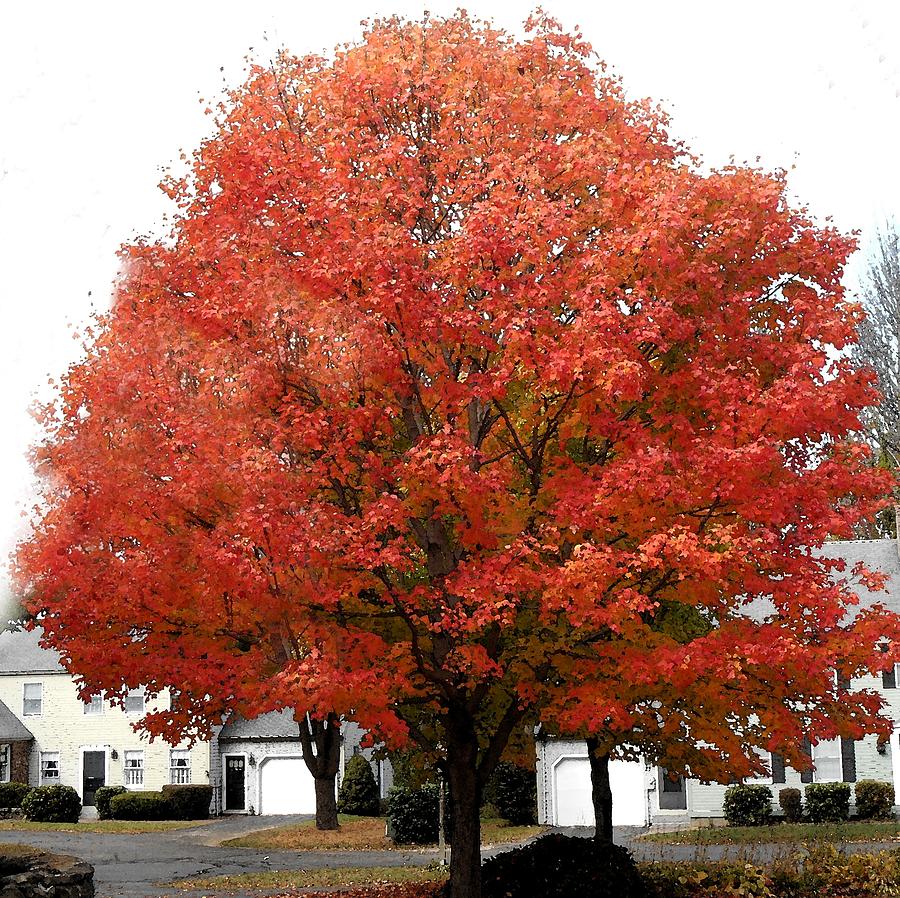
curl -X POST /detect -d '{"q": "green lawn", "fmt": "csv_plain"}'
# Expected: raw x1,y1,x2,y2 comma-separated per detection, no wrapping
223,814,544,851
0,818,214,834
641,821,900,844
168,864,448,891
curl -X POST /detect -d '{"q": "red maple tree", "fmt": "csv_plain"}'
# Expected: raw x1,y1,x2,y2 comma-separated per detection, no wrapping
16,13,900,896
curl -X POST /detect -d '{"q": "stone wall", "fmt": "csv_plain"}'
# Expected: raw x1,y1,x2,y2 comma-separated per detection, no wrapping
0,849,93,898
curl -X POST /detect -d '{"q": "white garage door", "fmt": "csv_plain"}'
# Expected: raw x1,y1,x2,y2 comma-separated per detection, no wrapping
259,757,317,815
553,757,647,827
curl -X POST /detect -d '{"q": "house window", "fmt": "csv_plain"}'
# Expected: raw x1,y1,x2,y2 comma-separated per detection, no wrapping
23,683,42,716
125,690,145,716
812,737,843,782
83,693,103,715
124,751,144,787
0,745,9,783
170,749,191,784
40,752,59,784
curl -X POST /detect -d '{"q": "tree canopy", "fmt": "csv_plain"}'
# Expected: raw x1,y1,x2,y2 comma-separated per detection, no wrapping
15,13,900,896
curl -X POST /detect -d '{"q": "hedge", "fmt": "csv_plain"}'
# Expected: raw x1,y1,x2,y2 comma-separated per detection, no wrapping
483,762,537,826
108,791,171,821
21,785,81,823
778,787,802,823
386,784,440,845
482,834,646,898
722,784,772,827
94,785,127,819
804,782,851,823
161,784,212,819
0,782,32,809
854,780,894,820
108,785,212,820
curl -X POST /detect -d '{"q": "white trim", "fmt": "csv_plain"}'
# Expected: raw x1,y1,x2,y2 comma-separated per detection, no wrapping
221,753,248,813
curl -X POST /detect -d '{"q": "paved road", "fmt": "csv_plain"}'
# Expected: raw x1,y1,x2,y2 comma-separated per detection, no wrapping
4,820,900,898
0,815,440,898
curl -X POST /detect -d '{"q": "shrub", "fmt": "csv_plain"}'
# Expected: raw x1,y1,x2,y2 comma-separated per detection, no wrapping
338,754,381,816
855,779,895,820
386,784,439,844
0,782,32,809
94,785,127,820
109,790,171,821
642,860,772,898
482,833,647,898
722,784,772,827
778,787,802,823
804,782,851,823
482,762,537,826
21,785,81,823
161,784,212,819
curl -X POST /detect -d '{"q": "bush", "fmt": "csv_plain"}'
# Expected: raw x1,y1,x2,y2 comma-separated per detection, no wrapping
21,785,81,823
483,762,537,826
386,784,439,845
109,790,171,821
855,780,895,820
804,782,851,823
0,782,32,809
778,787,803,823
338,754,380,816
161,784,212,819
643,860,772,898
94,785,127,820
722,784,772,827
482,833,647,898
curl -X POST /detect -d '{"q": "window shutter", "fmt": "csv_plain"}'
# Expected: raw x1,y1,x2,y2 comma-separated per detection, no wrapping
884,666,897,690
841,737,857,783
770,752,785,784
800,737,814,784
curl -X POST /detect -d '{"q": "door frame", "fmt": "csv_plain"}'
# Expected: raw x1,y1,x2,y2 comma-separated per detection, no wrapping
79,746,109,805
222,753,248,813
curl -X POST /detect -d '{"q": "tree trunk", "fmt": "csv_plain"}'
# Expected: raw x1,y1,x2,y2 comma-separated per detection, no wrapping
296,711,342,830
314,774,339,830
586,737,613,843
446,712,482,898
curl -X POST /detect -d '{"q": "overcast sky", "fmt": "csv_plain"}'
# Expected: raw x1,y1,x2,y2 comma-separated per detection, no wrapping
2,1,899,614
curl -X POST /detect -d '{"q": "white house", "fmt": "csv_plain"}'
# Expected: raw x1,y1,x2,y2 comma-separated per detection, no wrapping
0,627,369,815
0,627,211,807
536,537,900,827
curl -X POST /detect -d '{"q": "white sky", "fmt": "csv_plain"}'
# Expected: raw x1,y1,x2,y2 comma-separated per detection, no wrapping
2,1,899,613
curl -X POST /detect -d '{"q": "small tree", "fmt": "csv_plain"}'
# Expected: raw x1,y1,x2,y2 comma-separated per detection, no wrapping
338,754,380,816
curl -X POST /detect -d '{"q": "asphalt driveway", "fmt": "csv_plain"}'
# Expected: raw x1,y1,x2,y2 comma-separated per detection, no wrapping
4,818,900,898
0,815,439,898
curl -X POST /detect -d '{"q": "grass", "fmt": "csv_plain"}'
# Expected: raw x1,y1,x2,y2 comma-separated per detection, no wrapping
0,818,215,834
641,820,900,844
223,814,544,851
168,864,448,891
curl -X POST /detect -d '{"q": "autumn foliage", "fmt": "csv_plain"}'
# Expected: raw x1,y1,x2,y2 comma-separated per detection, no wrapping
14,13,900,897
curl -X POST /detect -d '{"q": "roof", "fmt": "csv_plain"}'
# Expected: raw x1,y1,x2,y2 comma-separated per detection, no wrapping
218,709,301,741
740,538,900,623
0,698,32,742
0,627,65,675
816,538,900,616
